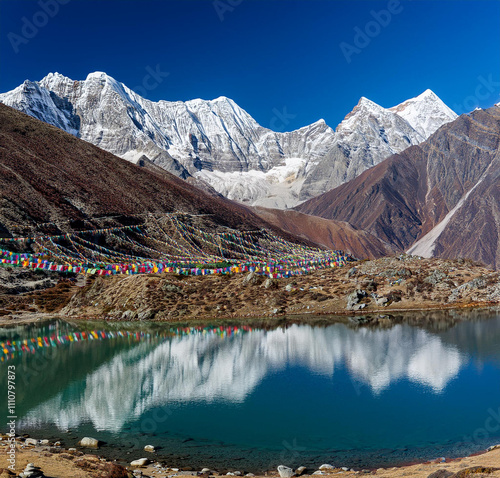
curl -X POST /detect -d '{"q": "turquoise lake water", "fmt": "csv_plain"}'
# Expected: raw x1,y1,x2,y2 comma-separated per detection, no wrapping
1,311,500,472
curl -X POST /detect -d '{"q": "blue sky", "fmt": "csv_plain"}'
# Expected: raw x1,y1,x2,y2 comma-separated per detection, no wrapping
1,0,499,131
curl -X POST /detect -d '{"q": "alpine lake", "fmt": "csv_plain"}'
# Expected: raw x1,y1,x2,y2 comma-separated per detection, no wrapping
2,309,500,473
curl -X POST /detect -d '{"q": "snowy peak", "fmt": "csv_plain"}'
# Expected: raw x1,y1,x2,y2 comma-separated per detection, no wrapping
0,72,459,209
336,96,387,133
0,79,80,136
390,89,457,138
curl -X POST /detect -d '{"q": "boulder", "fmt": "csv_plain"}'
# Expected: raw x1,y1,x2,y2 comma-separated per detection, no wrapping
319,464,335,471
278,466,294,478
346,290,367,310
263,278,278,289
19,463,44,478
78,437,99,448
130,458,149,467
295,466,307,476
424,270,447,285
24,438,38,446
144,445,155,452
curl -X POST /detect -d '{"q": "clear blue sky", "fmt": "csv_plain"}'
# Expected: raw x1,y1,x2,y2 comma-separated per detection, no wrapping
1,0,499,131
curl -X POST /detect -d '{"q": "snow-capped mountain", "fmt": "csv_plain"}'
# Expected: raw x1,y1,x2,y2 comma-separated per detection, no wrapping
389,89,458,138
0,72,457,207
298,96,427,200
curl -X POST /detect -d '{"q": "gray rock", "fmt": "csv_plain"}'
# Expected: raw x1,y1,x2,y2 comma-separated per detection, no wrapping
138,309,154,321
278,466,294,478
144,444,155,452
449,276,489,301
376,297,388,306
163,283,184,294
40,439,50,445
20,463,44,478
130,458,150,467
244,272,257,284
346,289,367,310
121,309,137,320
424,270,447,285
263,278,277,289
78,436,99,448
24,438,38,446
319,464,335,471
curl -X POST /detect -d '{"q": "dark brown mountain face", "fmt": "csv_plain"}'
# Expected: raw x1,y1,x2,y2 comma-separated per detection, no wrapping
251,207,397,259
297,106,500,269
0,104,304,243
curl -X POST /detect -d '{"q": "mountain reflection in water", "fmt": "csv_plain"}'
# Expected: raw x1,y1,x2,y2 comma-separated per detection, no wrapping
18,321,481,432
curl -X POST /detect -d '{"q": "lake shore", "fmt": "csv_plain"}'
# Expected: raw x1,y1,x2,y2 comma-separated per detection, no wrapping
1,437,500,478
1,255,499,326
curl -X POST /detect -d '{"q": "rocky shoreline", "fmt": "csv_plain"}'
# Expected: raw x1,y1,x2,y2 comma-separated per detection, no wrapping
1,255,499,326
1,435,500,478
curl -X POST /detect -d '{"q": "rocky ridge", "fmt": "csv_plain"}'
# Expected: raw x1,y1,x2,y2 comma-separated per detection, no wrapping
297,106,500,269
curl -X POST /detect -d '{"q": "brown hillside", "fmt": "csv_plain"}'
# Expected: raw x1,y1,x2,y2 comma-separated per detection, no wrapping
252,207,397,259
0,104,306,244
297,107,500,269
